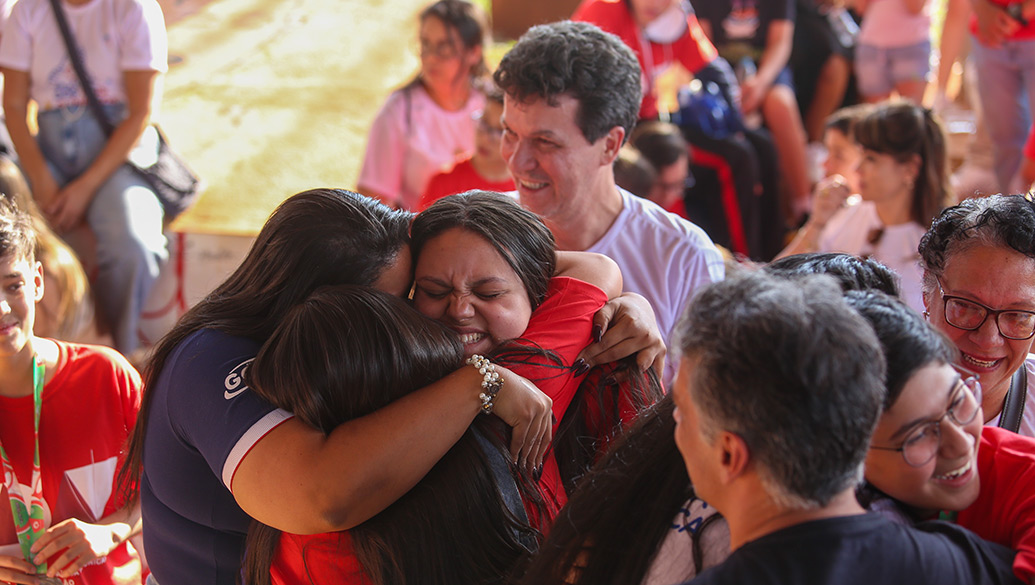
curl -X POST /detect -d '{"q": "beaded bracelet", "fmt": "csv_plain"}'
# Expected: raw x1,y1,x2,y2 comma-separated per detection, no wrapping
468,354,503,415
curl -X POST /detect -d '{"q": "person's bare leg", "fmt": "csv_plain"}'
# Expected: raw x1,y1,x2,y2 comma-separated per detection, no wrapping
935,0,971,106
896,79,929,104
804,55,851,143
763,85,811,224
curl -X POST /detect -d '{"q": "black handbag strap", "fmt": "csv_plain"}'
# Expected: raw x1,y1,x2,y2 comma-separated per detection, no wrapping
998,364,1028,433
48,0,116,136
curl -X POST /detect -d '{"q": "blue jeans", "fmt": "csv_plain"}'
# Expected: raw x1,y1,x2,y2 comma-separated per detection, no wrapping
971,37,1035,192
855,40,933,97
36,104,167,354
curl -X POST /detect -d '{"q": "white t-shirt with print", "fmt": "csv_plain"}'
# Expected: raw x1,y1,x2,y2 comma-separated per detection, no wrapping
0,0,167,110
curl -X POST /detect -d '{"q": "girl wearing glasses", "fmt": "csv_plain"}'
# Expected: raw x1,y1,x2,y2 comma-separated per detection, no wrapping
850,290,1035,585
357,0,490,211
919,193,1035,437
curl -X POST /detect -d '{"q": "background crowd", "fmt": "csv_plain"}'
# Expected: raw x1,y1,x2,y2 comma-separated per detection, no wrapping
2,0,1035,584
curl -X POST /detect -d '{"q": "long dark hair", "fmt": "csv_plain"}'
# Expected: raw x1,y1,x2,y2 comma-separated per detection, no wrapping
117,189,412,498
853,101,949,228
241,286,539,585
412,191,662,492
515,396,700,585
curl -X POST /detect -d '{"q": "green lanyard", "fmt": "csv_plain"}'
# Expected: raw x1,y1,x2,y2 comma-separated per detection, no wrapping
0,354,49,575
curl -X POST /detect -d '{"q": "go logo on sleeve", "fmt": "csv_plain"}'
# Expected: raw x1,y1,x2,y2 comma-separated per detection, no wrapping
224,358,255,400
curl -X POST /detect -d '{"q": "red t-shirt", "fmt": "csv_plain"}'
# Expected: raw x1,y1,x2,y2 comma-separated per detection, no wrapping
270,277,607,585
272,531,370,585
572,0,718,119
957,426,1035,582
0,341,142,585
417,157,516,211
970,1,1035,42
513,277,608,519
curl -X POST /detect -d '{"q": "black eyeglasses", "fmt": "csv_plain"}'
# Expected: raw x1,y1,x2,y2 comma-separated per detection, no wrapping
869,375,982,467
419,39,459,59
937,281,1035,340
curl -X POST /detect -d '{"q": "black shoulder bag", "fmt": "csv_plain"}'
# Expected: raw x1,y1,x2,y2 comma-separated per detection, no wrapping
49,0,201,221
999,365,1028,433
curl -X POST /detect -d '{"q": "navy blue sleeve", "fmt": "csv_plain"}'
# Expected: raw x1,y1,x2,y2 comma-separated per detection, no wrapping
164,329,287,486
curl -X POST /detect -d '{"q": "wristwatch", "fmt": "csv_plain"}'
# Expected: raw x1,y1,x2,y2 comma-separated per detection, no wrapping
1007,2,1029,27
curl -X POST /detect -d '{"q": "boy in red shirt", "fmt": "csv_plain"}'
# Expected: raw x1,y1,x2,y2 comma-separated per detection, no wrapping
0,198,143,585
418,86,515,210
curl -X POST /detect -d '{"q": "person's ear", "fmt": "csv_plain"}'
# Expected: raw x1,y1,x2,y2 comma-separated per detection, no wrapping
718,431,750,482
921,272,933,315
600,126,626,165
906,153,922,184
32,261,44,303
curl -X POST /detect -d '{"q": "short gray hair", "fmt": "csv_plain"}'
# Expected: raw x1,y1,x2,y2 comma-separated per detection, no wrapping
676,272,886,509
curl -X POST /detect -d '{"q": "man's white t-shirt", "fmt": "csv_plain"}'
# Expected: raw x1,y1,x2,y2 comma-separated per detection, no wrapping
586,187,726,384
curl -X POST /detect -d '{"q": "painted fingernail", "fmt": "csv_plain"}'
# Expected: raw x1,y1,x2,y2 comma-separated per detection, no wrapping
533,465,543,481
573,360,590,377
591,325,603,343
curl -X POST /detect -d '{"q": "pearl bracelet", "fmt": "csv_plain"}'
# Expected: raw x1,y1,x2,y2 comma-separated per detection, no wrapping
467,354,503,415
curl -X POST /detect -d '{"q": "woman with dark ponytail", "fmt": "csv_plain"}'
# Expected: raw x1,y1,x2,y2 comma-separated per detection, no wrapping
778,100,950,313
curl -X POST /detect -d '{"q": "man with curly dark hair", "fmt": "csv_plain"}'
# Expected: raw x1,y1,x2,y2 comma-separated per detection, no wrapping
493,21,725,384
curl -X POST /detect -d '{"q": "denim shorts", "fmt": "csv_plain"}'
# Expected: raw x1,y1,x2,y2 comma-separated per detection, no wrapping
855,40,932,97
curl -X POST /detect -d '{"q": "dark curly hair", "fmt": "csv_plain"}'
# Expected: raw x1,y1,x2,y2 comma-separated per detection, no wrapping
918,194,1035,292
493,21,641,144
766,252,901,297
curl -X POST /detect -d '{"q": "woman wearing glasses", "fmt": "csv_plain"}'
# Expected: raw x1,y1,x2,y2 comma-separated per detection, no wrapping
357,0,489,211
919,193,1035,437
849,290,1035,584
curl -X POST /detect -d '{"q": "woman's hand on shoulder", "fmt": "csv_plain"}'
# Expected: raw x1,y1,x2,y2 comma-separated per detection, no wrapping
492,366,553,474
577,292,666,376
